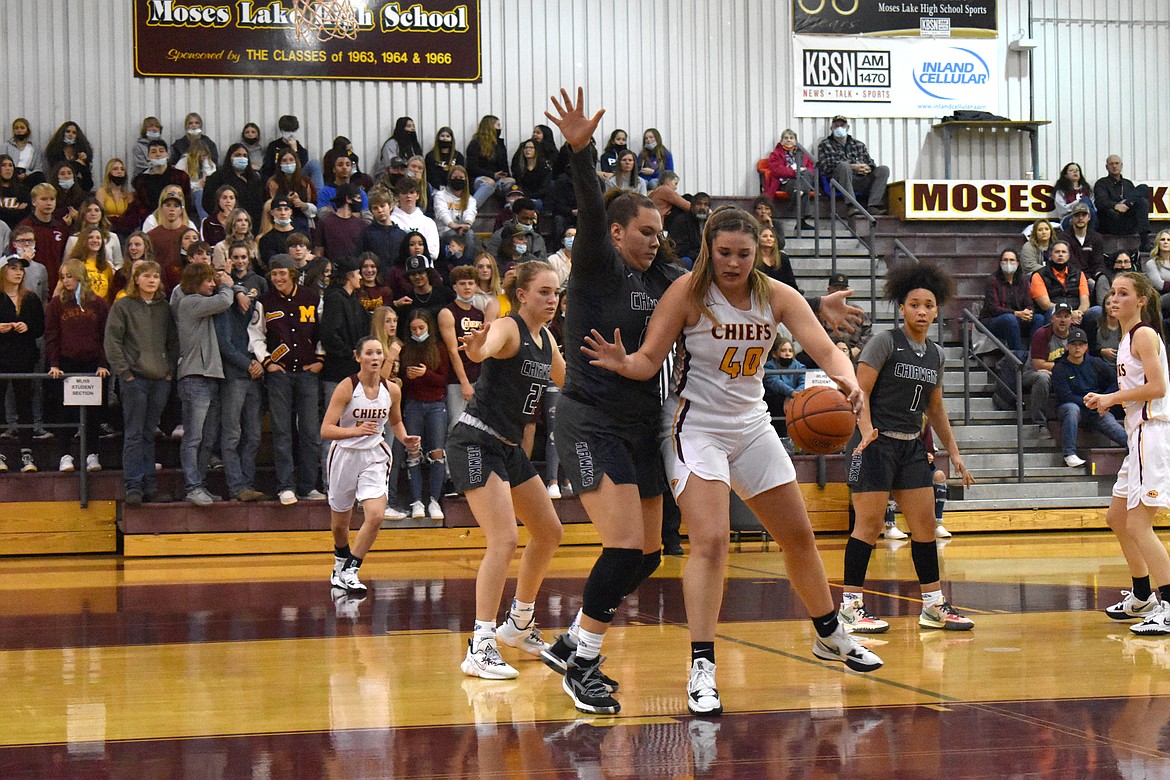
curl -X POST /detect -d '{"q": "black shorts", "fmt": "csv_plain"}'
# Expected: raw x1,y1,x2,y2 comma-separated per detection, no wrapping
447,423,538,493
848,435,933,494
554,395,667,499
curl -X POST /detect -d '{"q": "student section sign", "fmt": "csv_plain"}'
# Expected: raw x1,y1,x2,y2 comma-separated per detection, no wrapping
793,36,1000,118
133,0,481,81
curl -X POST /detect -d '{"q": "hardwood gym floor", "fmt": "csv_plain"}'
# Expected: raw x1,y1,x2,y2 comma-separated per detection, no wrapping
1,532,1168,777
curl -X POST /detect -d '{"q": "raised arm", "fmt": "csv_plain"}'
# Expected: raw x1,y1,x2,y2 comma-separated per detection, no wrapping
460,316,520,364
545,88,610,278
581,274,691,380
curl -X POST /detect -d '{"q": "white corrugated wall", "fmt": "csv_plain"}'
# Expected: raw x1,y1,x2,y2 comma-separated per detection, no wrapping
0,1,1164,195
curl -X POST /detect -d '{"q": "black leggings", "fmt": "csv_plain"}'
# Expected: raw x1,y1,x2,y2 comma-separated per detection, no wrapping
0,363,37,446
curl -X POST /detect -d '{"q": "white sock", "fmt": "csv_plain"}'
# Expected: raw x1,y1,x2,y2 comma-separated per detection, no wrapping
568,609,583,642
473,620,496,646
574,627,605,661
508,598,535,628
922,590,944,607
842,591,863,607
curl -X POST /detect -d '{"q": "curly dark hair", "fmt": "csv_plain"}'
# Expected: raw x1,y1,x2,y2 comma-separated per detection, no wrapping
883,261,955,305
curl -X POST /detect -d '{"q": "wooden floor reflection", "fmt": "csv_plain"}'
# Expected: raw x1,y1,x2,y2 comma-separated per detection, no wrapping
3,531,1170,777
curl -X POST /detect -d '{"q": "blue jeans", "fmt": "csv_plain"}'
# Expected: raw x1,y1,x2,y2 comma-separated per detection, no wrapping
267,370,321,495
983,312,1032,352
220,377,262,496
320,379,340,490
404,398,447,502
383,427,406,507
1058,402,1128,456
120,376,170,494
179,376,219,493
472,175,516,208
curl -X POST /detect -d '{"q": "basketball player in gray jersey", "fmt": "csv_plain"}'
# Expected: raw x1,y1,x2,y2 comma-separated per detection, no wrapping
840,262,976,636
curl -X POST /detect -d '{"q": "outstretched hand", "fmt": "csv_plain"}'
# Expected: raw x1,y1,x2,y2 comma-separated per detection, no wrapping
581,328,628,374
545,87,605,153
459,320,491,361
819,289,864,336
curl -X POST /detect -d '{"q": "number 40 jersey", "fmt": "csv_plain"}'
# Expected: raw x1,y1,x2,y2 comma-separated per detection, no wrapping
673,286,775,430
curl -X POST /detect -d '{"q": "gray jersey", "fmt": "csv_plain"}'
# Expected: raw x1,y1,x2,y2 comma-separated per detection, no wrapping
860,328,944,434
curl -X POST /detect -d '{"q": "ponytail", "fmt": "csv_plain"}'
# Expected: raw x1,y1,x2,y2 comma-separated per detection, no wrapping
504,260,556,310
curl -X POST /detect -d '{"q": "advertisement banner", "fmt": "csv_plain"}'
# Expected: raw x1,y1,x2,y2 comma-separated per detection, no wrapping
793,0,997,38
133,0,481,81
793,35,1000,118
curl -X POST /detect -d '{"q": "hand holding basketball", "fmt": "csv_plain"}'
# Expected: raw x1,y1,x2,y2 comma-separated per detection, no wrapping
786,386,856,455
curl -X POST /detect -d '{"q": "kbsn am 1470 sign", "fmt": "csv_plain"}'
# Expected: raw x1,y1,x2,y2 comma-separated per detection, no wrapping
134,0,481,81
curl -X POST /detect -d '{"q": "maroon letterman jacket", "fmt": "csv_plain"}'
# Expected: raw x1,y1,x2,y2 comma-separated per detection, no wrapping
249,283,324,372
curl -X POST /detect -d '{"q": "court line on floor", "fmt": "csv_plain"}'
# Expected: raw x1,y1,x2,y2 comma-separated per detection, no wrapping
968,700,1170,760
711,631,962,704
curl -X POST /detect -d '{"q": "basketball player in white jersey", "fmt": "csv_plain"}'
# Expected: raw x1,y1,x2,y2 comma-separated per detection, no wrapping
1086,272,1170,634
584,207,882,716
322,335,421,594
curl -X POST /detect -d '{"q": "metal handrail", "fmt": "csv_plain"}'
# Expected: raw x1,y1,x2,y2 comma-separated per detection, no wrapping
961,309,1026,483
824,179,879,328
0,372,100,507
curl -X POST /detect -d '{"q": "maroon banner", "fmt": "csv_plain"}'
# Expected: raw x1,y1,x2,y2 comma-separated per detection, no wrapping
134,0,481,81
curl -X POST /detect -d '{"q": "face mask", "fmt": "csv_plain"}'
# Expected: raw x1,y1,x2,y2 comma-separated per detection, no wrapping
411,333,429,343
448,250,462,260
438,141,452,150
832,127,848,140
58,179,74,190
274,217,292,228
145,130,162,141
348,200,362,211
281,131,296,142
110,174,126,185
495,129,503,139
232,156,249,170
64,136,76,146
188,128,202,137
1000,262,1018,275
406,170,418,179
13,132,28,141
456,292,475,304
243,134,258,143
563,236,575,250
150,157,167,169
518,222,534,233
514,243,528,255
280,163,296,175
449,179,466,193
644,140,657,150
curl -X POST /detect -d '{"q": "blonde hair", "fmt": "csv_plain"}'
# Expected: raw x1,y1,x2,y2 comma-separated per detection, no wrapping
475,115,499,159
473,252,503,295
1150,229,1170,270
57,258,96,303
687,207,769,324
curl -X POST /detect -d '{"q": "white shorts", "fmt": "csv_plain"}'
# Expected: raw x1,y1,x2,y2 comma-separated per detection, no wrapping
327,442,391,512
668,414,795,501
1113,419,1170,510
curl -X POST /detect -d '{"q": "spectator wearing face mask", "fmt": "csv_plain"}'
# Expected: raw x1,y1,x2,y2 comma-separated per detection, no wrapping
4,118,46,185
424,126,464,188
261,115,316,190
483,197,546,261
374,117,423,180
548,226,575,289
494,223,539,275
317,152,369,214
126,139,194,229
817,115,889,215
315,184,367,264
597,129,628,180
202,143,266,227
45,122,95,195
434,165,477,254
258,196,298,265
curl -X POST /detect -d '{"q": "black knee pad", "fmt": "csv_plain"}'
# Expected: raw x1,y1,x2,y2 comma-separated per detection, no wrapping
910,540,940,585
582,547,644,624
623,550,661,597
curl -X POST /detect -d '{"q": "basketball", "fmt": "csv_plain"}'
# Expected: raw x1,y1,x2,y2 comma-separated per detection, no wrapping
785,386,856,455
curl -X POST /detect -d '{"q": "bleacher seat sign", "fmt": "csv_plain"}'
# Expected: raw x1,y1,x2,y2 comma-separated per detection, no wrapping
64,377,103,406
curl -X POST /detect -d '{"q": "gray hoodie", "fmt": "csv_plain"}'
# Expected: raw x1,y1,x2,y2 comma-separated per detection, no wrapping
175,284,233,380
104,295,179,381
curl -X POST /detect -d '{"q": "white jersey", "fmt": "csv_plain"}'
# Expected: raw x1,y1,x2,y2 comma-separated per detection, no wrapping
334,375,393,450
673,284,775,429
1117,324,1170,432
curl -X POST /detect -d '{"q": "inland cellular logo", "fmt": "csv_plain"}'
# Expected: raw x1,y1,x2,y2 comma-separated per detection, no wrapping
913,47,989,101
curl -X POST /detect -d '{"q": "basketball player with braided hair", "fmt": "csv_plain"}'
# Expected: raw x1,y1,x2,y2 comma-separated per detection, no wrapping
839,261,975,636
584,206,882,716
1086,271,1170,634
